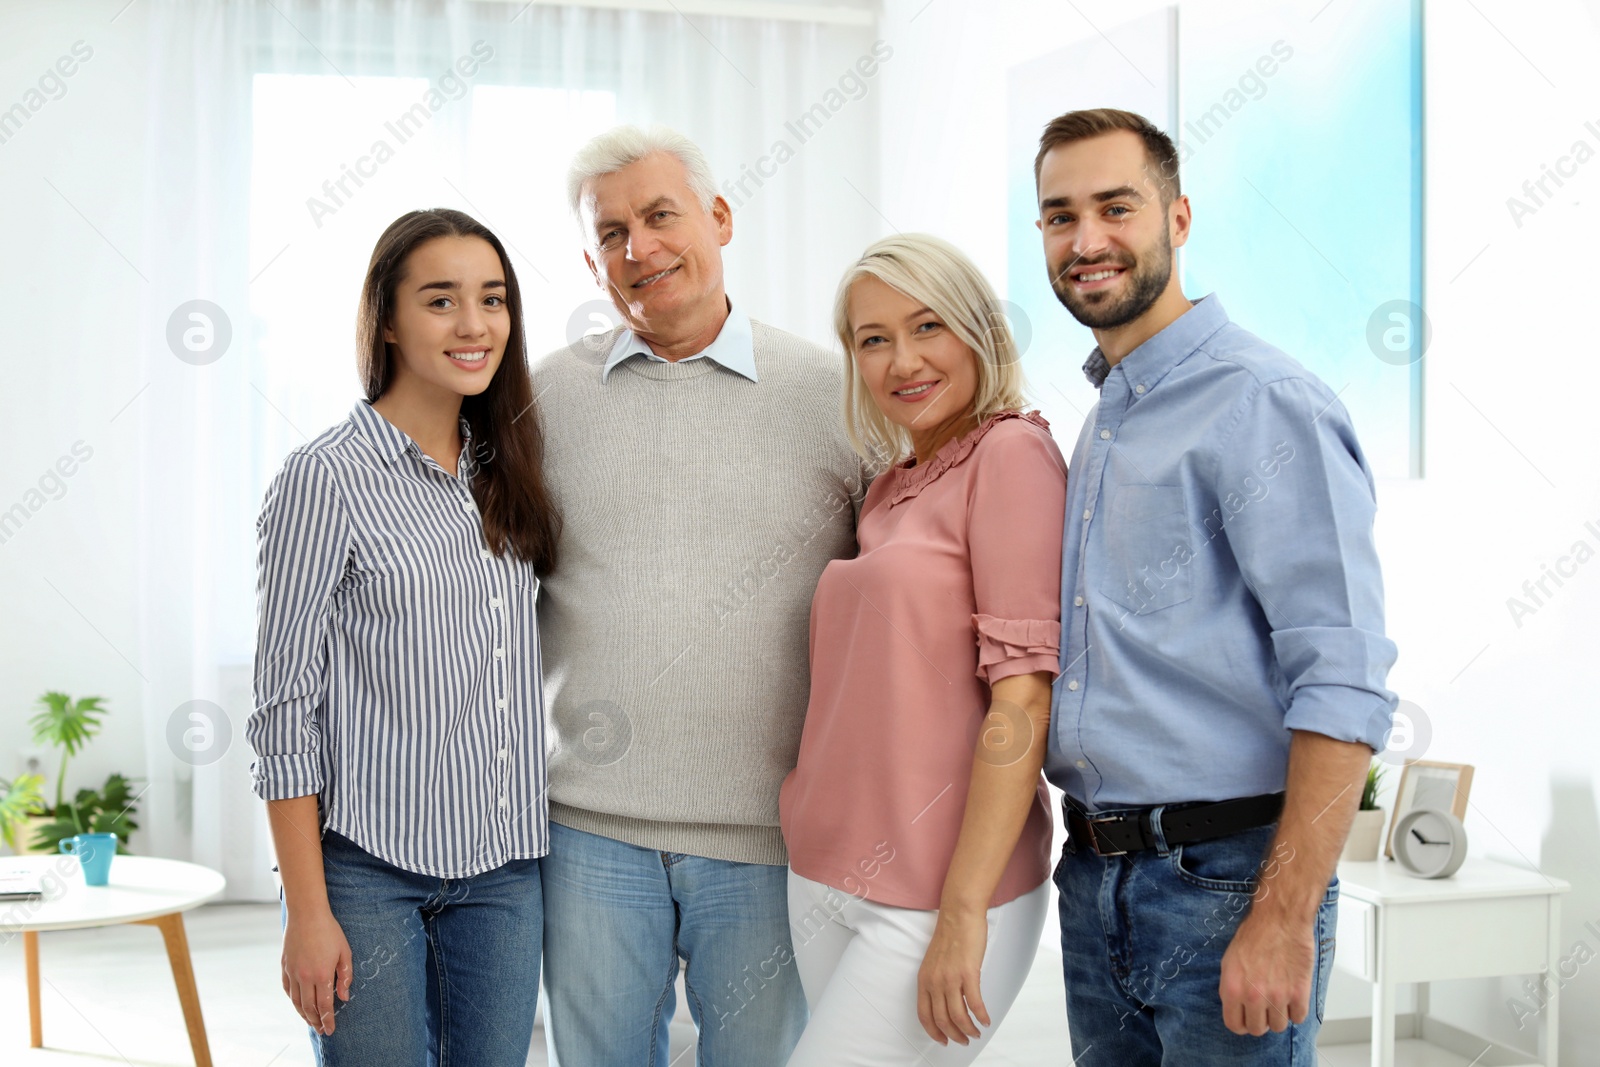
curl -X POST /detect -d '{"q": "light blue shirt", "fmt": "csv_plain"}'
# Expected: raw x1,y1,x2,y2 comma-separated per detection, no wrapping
1045,295,1398,811
601,298,759,382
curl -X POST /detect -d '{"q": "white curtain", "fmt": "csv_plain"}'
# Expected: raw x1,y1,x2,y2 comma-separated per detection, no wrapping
135,0,881,900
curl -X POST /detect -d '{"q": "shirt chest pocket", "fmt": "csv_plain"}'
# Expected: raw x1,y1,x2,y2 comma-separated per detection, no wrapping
1097,484,1195,615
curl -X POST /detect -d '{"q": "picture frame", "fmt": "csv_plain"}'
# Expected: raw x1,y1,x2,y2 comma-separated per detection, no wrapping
1385,760,1475,860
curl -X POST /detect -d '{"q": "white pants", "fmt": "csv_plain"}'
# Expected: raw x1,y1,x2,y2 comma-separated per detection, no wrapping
785,872,1049,1066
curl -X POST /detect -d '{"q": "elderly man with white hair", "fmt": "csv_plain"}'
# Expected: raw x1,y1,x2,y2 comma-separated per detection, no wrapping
531,125,868,1066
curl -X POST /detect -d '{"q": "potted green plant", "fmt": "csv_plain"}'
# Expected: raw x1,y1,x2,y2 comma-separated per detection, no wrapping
1340,760,1387,862
0,773,48,855
24,692,140,855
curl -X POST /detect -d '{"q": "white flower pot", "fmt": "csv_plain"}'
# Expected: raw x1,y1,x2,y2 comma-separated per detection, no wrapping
1341,807,1386,862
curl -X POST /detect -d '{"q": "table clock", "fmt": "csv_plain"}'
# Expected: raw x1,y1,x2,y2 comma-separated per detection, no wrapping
1391,806,1468,878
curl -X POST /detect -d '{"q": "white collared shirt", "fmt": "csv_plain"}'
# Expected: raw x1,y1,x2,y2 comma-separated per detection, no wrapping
601,298,759,382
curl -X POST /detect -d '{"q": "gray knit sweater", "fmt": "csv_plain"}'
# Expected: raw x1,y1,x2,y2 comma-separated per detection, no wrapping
531,320,868,865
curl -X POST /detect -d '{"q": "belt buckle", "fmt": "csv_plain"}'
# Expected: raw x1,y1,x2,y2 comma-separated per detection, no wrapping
1086,815,1129,857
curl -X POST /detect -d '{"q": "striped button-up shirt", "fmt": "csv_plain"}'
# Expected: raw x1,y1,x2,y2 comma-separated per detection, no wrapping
247,400,548,877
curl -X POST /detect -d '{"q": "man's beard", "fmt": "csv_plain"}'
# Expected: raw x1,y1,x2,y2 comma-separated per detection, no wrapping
1050,233,1173,330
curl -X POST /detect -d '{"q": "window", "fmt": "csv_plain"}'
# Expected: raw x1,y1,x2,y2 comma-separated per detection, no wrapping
248,75,616,481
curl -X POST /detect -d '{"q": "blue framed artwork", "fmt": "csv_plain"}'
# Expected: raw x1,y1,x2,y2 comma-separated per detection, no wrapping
1179,0,1425,478
1007,0,1424,478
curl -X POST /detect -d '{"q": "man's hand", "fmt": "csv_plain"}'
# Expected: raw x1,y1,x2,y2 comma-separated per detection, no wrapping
1218,906,1315,1035
1215,729,1368,1035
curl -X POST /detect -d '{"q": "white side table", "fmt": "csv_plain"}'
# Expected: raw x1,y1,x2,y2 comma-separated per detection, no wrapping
1322,856,1570,1067
0,854,227,1066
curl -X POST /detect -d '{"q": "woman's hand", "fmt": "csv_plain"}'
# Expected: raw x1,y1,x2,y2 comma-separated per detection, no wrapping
919,671,1052,1047
281,905,353,1035
916,905,990,1046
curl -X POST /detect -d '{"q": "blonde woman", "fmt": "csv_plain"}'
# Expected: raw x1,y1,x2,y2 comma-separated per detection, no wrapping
780,234,1067,1065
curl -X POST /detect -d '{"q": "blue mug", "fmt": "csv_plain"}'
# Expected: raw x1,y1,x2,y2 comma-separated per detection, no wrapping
59,832,118,886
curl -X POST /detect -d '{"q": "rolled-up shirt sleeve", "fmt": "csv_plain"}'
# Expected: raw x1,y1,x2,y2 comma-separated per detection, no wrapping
246,451,351,801
1217,377,1398,750
966,423,1068,684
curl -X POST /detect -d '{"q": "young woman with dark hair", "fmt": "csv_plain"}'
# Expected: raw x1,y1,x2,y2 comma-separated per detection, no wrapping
247,208,559,1065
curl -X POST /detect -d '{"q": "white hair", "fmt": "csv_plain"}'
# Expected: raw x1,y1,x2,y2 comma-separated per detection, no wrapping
566,124,719,225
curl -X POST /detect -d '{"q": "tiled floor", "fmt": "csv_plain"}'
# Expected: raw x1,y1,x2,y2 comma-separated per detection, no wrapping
0,903,1069,1065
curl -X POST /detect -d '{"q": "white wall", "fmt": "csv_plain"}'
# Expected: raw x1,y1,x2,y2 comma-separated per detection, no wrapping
873,0,1600,1056
0,2,153,838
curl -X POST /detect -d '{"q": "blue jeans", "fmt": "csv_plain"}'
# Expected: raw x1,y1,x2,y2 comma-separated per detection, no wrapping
301,830,543,1067
540,822,806,1066
1055,820,1338,1066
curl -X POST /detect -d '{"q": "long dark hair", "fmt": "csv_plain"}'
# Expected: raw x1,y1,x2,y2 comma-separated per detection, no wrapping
357,208,561,574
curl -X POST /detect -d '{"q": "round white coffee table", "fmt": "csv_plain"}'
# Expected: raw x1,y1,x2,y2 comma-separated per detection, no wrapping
0,854,226,1066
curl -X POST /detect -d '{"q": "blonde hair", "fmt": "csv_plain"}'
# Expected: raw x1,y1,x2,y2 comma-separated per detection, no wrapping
834,233,1029,464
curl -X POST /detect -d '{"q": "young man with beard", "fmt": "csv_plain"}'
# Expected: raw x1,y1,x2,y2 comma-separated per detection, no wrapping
1033,108,1398,1063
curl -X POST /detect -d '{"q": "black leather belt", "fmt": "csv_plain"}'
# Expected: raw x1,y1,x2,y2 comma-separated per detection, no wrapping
1064,792,1285,857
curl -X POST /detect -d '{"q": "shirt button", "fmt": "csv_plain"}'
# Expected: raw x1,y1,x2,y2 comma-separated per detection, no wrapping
498,748,508,760
496,697,507,709
499,796,509,809
1074,595,1085,607
1076,759,1088,769
489,597,502,609
1067,679,1080,691
1082,509,1093,521
461,500,474,511
1135,384,1147,394
480,549,491,560
494,647,505,659
1099,429,1112,440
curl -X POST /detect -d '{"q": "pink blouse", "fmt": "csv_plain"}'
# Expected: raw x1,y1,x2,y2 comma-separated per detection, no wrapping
780,411,1067,910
